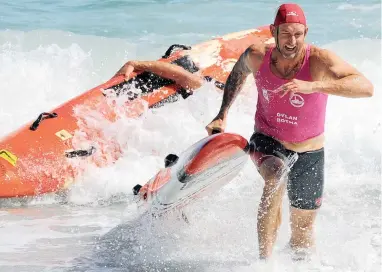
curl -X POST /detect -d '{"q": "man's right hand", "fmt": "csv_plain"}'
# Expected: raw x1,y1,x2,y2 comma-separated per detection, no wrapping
205,115,227,136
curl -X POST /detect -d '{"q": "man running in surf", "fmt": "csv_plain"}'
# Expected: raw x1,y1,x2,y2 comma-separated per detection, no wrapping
205,3,374,260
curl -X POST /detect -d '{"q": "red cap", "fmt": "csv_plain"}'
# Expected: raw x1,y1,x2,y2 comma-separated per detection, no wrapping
274,3,307,27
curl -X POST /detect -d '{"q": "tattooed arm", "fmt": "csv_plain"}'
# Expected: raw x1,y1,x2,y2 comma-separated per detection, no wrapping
205,44,266,134
217,46,257,118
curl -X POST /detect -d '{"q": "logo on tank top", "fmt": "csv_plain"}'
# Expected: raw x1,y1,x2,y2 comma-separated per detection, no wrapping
290,94,305,107
262,89,270,102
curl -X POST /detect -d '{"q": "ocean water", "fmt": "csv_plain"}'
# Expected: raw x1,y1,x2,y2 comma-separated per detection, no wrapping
0,1,381,271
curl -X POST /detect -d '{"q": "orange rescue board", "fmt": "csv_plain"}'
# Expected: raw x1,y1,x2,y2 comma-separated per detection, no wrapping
0,26,272,198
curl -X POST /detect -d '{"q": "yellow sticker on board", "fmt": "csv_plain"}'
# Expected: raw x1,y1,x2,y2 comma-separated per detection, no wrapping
55,129,73,141
0,150,18,167
63,177,74,189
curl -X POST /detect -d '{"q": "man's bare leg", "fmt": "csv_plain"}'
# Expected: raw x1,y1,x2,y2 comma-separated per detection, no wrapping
289,207,317,252
257,157,288,259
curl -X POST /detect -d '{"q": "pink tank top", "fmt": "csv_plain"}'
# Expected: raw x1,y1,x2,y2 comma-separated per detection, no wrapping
254,45,328,143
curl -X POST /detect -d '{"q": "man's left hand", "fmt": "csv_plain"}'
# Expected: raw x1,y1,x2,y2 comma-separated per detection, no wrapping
277,79,316,97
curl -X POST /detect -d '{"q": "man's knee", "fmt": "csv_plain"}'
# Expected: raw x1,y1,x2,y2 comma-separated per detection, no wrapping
258,156,286,182
290,207,317,230
289,208,317,249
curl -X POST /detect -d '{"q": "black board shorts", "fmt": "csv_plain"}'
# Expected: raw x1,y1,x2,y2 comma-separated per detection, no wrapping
249,132,324,210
